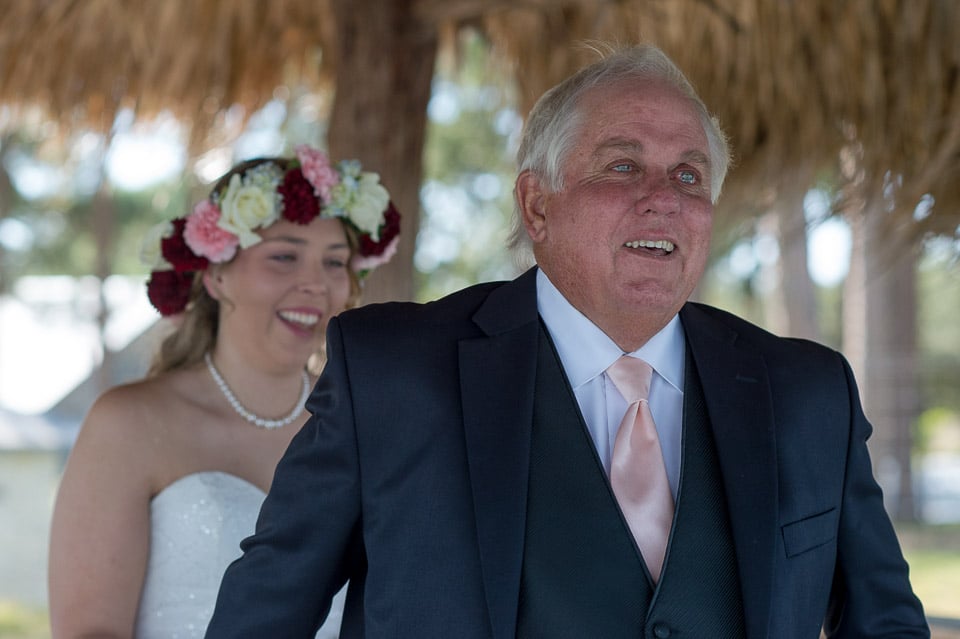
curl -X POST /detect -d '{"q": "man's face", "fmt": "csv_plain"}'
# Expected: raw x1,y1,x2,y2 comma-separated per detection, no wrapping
519,79,714,349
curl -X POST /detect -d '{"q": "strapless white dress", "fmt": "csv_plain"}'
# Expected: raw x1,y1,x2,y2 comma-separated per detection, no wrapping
134,471,344,638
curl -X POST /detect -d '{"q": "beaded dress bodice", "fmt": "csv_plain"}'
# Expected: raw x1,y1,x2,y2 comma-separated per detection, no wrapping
134,471,343,638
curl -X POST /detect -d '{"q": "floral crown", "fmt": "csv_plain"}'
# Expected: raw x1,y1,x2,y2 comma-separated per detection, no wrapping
140,144,401,316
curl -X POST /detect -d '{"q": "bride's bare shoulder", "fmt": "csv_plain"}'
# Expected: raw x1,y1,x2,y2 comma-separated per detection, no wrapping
81,366,214,439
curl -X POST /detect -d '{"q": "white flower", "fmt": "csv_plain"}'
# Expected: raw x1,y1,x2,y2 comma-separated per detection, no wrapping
324,160,390,238
139,221,173,269
338,160,362,181
216,173,280,248
348,173,390,239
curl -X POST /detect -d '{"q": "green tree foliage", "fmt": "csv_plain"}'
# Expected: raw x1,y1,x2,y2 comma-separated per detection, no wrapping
918,240,960,413
1,127,192,281
418,31,522,301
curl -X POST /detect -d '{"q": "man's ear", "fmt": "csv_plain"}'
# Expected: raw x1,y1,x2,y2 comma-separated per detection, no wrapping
515,170,549,244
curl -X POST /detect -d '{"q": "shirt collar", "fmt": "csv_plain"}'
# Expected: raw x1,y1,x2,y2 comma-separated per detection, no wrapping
536,269,685,392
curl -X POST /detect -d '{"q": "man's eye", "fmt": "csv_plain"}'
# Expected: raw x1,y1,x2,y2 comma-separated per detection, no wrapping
678,170,698,185
612,163,633,173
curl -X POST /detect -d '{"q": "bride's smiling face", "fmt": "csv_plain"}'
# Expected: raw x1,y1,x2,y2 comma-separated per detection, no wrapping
206,217,353,371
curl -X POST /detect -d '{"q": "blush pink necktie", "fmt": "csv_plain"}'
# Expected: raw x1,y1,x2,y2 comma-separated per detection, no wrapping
606,355,674,583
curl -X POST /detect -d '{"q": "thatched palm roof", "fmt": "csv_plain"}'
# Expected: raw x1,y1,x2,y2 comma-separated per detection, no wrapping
0,0,335,148
479,1,960,237
1,0,958,279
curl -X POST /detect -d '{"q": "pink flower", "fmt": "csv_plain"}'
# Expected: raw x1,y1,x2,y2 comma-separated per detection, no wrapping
184,200,239,263
295,144,339,203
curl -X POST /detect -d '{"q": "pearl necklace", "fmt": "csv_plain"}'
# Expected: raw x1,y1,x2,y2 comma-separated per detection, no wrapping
204,352,310,429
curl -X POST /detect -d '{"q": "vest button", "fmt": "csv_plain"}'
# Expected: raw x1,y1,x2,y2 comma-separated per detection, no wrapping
652,623,671,639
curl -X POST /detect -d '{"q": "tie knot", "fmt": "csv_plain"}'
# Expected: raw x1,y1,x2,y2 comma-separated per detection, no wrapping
606,355,653,404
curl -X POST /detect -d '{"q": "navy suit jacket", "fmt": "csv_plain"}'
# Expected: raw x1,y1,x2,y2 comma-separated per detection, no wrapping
206,267,928,638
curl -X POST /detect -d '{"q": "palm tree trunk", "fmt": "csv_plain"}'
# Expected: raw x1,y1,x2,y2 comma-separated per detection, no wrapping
92,178,115,394
844,198,920,521
327,0,438,303
763,181,820,341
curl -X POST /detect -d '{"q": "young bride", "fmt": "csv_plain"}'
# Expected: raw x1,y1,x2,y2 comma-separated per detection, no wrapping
48,146,400,638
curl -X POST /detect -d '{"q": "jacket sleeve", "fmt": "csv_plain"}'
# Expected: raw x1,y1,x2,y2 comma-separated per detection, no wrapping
206,316,362,638
823,353,929,638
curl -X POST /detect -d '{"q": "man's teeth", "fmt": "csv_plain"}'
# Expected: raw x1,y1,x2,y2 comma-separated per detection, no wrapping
624,239,675,253
279,311,320,326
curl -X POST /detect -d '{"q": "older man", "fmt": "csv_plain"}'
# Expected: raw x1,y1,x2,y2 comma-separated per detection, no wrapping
207,44,928,638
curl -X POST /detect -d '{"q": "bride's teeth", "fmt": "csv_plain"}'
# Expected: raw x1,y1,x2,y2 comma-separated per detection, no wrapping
279,311,319,326
625,240,675,253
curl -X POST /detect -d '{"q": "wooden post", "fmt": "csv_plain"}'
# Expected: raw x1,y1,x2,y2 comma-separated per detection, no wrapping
327,0,439,303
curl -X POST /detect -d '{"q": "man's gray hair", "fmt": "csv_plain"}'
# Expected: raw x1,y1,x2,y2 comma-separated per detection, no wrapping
508,44,731,258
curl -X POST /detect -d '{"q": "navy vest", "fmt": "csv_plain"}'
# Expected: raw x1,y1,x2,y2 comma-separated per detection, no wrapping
515,328,745,638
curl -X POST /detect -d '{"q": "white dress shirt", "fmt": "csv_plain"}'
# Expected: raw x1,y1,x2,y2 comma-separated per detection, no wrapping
536,269,686,500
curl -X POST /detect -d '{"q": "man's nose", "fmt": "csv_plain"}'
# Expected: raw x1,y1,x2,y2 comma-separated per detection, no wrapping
637,176,680,215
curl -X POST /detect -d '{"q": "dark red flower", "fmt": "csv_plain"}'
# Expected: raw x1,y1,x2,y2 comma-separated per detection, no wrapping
358,201,401,257
146,270,194,316
162,218,209,272
278,168,321,225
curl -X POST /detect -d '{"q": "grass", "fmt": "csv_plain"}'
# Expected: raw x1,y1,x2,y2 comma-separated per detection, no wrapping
899,523,960,621
906,549,960,616
0,601,48,639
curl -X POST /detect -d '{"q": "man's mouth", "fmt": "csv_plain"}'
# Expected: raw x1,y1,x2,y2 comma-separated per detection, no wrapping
624,239,675,254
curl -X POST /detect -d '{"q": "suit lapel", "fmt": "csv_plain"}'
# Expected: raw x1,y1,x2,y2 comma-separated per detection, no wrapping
460,268,539,639
680,303,777,639
459,283,779,638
